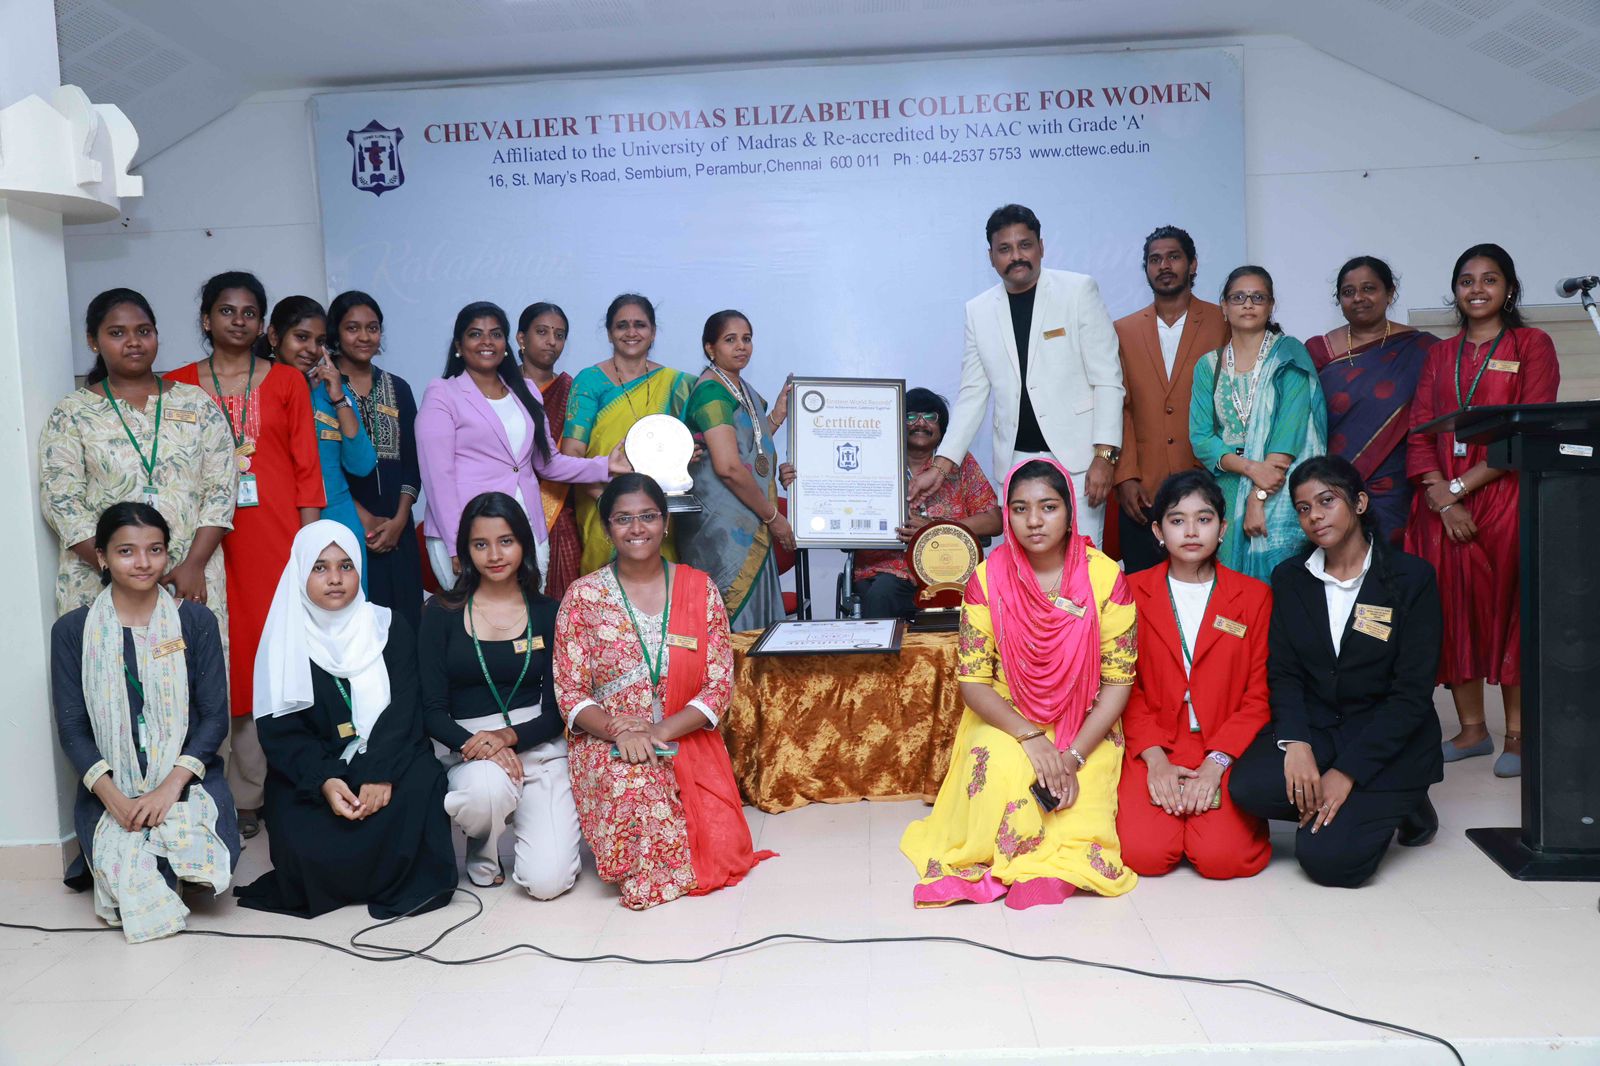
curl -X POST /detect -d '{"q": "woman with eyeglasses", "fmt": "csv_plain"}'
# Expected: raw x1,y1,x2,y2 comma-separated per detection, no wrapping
1190,266,1327,580
554,473,774,909
675,310,793,631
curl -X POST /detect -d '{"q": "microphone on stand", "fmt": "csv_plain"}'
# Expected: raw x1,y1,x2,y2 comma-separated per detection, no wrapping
1555,275,1599,299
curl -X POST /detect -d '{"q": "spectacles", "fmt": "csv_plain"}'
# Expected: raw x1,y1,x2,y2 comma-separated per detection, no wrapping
1226,292,1270,306
905,412,940,426
609,511,663,528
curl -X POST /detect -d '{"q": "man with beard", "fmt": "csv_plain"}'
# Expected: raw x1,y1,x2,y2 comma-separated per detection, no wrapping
781,388,1000,618
1112,225,1229,572
909,204,1123,545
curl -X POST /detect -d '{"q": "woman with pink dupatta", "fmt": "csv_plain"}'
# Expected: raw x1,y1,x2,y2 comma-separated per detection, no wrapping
901,458,1139,908
555,473,774,909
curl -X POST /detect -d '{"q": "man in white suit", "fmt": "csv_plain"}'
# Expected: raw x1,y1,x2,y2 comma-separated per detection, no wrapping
909,204,1124,544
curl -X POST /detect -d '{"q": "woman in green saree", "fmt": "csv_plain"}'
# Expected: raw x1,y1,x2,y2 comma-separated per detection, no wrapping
560,294,695,575
677,310,794,631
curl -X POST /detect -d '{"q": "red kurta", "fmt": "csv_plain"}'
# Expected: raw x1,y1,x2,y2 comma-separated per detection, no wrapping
168,360,326,715
1116,562,1272,879
1403,328,1559,686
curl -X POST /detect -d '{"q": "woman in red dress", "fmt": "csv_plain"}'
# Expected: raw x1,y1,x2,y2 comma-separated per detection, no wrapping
167,271,325,834
1405,244,1560,778
1117,470,1272,879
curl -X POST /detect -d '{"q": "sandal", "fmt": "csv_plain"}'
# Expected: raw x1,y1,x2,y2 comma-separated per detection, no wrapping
239,809,261,839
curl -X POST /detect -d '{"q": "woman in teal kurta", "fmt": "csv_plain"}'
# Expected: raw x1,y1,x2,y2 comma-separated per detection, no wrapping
1189,266,1326,580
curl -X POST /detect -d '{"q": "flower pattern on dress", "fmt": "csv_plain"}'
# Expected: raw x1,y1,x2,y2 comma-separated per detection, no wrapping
996,798,1045,859
1107,722,1125,749
554,566,735,910
1101,622,1138,686
967,746,990,797
1087,842,1124,881
924,858,943,879
956,608,994,682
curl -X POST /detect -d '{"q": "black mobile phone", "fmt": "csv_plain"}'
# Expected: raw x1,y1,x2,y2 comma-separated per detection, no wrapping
1030,780,1061,813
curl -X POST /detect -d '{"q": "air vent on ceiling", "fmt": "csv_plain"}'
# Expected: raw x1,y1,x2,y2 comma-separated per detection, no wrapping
124,48,187,89
1440,0,1499,17
1405,0,1474,38
1364,0,1413,11
86,27,161,71
1527,58,1600,94
55,2,119,54
1539,0,1600,30
1470,29,1543,68
1505,10,1572,52
1564,38,1600,75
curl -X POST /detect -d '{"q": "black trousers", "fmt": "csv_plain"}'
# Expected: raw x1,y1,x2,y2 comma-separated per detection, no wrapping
858,574,918,619
1118,505,1165,575
1229,733,1427,888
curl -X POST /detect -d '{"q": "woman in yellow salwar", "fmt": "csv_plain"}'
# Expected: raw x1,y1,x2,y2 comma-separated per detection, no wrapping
560,294,695,574
901,457,1139,909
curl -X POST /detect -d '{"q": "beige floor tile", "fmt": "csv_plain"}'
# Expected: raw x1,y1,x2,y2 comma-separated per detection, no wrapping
423,931,598,995
757,801,872,850
1180,972,1375,1043
376,988,564,1060
70,995,268,1066
213,992,417,1063
145,936,322,999
1004,908,1167,970
718,938,872,990
705,980,871,1053
1332,967,1562,1041
538,986,713,1056
867,980,1038,1051
14,928,197,1002
1144,914,1322,976
0,997,131,1065
1025,976,1210,1048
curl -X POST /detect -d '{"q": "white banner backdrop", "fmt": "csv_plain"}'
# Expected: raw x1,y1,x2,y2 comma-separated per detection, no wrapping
311,47,1244,478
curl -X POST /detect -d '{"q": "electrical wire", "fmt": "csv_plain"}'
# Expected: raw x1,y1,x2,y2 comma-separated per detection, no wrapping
0,888,1463,1065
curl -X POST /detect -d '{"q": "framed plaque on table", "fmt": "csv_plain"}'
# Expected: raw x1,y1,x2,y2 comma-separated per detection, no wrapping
786,377,906,549
747,617,906,657
906,519,980,631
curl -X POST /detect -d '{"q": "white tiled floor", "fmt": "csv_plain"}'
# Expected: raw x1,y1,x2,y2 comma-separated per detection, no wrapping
3,693,1598,1065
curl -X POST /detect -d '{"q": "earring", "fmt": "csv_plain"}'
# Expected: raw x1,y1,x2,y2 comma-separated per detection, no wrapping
1157,540,1168,551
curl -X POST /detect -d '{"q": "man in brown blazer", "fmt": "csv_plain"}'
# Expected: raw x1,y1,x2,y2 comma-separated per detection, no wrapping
1112,226,1230,572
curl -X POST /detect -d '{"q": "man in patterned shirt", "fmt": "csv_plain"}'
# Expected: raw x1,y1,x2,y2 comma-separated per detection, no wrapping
782,387,1002,618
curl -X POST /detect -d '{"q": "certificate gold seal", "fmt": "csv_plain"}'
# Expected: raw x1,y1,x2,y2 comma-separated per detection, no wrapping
907,520,981,614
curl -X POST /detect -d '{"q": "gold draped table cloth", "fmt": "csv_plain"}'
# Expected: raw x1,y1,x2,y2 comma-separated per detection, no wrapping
723,630,964,813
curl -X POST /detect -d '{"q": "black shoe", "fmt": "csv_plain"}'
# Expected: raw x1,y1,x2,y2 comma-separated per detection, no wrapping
1397,796,1438,848
239,809,262,839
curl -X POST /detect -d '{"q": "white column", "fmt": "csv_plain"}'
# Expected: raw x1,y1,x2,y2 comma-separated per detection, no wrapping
0,0,143,874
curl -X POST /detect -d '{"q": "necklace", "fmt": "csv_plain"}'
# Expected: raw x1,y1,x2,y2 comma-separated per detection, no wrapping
708,364,770,477
613,561,671,720
1223,333,1271,425
208,354,258,471
613,356,652,421
1341,320,1390,363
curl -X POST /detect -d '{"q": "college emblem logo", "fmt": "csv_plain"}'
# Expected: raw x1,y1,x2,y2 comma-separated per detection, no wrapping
347,120,404,196
836,442,860,471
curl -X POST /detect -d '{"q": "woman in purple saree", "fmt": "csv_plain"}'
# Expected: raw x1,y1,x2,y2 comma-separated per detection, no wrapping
1306,257,1437,545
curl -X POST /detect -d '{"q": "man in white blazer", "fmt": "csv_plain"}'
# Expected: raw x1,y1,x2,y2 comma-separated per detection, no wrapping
909,204,1124,544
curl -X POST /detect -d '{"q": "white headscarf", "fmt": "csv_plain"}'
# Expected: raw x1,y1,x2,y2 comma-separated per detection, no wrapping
254,521,392,760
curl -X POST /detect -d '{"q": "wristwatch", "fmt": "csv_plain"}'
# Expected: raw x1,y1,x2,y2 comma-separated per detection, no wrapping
1094,446,1120,465
1206,750,1233,770
1254,488,1268,501
332,395,352,410
1448,476,1468,497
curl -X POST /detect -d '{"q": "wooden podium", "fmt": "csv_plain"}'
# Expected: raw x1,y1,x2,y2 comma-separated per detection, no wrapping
1418,401,1600,880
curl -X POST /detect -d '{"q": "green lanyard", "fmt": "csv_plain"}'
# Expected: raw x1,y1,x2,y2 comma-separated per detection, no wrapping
468,593,534,726
1455,329,1506,410
102,380,164,488
123,663,149,754
614,562,671,689
208,355,257,447
1167,576,1215,711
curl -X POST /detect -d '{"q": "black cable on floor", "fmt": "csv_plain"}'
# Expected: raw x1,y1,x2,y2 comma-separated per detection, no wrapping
0,889,1464,1065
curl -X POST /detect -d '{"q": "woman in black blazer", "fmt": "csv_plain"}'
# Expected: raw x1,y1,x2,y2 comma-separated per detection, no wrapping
1229,455,1443,887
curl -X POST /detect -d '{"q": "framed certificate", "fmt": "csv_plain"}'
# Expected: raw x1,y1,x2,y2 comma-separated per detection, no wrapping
787,376,906,549
747,618,906,657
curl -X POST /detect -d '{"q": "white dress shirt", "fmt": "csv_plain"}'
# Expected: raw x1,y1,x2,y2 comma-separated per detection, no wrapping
1157,312,1187,379
1304,544,1374,655
1167,575,1213,731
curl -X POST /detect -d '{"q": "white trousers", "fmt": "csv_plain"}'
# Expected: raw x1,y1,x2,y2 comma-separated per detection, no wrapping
439,731,581,899
1009,450,1106,548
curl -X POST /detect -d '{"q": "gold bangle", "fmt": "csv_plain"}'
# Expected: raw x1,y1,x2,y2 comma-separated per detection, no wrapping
1014,728,1046,744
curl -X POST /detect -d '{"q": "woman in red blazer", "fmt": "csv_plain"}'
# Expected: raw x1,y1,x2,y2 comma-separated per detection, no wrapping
1117,470,1273,879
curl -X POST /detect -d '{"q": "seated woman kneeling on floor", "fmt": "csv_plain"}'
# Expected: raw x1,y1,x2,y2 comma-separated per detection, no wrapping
900,457,1139,908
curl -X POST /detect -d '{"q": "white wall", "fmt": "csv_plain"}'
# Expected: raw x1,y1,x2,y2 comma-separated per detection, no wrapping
64,35,1600,375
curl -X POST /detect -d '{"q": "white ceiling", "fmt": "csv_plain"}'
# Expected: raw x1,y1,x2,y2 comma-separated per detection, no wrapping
53,0,1600,164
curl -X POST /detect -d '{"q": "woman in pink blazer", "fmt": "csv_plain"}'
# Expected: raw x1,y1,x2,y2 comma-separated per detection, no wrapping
417,302,630,590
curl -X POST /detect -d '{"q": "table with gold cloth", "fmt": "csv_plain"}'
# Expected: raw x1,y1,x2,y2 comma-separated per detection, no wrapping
722,630,964,813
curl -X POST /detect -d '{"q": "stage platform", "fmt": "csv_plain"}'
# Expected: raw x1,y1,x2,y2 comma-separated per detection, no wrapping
2,690,1596,1064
